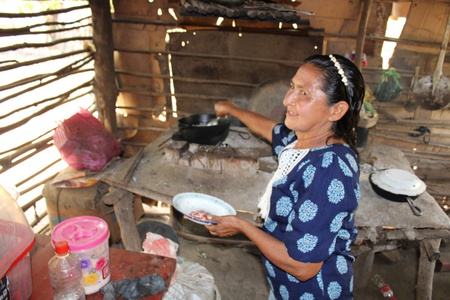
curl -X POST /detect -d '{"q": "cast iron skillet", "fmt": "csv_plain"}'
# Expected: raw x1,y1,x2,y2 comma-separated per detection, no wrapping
369,168,425,216
177,114,231,145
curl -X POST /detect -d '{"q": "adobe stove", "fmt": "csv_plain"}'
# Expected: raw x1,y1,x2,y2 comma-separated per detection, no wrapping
164,127,277,176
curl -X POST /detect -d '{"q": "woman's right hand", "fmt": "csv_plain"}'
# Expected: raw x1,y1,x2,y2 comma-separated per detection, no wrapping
214,98,277,142
214,99,236,117
205,215,243,238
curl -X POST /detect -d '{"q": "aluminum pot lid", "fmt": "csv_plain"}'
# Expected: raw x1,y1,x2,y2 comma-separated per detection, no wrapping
370,168,426,197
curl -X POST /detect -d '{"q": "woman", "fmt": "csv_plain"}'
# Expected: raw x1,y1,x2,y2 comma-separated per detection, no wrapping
205,54,365,299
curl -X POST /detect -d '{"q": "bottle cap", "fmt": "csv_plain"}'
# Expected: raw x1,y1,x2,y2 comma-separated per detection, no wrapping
54,240,69,255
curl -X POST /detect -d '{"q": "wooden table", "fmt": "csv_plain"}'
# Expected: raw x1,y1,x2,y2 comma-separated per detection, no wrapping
352,144,450,299
29,234,177,300
99,131,450,300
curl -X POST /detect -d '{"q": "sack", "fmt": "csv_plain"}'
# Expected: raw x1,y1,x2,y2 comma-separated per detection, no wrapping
53,109,122,171
163,257,220,300
374,68,403,102
141,233,220,300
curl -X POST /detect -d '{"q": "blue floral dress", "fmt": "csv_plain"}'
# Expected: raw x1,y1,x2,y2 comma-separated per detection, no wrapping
262,124,360,300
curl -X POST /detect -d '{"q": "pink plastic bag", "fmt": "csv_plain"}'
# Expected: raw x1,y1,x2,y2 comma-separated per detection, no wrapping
53,109,122,171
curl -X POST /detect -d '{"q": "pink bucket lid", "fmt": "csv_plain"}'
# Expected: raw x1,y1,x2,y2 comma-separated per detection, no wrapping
51,216,109,251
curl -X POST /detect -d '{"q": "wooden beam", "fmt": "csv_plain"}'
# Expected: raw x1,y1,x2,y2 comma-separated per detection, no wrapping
89,0,118,137
355,0,373,70
0,82,93,135
0,4,89,18
0,49,89,72
0,55,93,93
112,15,443,53
0,36,92,52
0,16,91,37
0,67,93,105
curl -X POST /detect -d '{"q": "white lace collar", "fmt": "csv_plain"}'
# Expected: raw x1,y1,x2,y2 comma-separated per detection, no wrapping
257,142,309,219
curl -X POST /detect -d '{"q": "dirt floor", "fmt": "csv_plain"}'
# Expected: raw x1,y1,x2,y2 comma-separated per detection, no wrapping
177,237,450,300
136,207,450,300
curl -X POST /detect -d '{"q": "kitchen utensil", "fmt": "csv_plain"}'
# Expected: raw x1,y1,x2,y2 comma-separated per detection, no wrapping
172,192,236,225
413,13,450,110
369,168,425,216
178,114,231,145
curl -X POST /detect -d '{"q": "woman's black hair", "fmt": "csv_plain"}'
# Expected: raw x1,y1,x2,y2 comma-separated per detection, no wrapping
304,54,365,156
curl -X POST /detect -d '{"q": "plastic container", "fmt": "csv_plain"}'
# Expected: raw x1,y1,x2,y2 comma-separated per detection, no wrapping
48,240,86,300
51,216,110,295
0,184,35,300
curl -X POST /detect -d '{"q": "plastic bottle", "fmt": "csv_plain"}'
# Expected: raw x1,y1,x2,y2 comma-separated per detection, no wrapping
48,240,86,300
372,273,396,299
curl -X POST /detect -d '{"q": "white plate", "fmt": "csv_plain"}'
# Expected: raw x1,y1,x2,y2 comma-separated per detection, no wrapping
371,168,426,196
172,192,236,225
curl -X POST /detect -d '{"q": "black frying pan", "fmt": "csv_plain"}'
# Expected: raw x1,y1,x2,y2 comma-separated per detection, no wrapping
369,169,425,216
177,114,231,145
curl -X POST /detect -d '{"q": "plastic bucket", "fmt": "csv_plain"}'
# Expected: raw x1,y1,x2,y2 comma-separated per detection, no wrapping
356,126,370,148
0,221,35,299
51,216,110,295
0,185,35,300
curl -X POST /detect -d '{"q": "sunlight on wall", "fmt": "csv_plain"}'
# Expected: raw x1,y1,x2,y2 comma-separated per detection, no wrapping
381,2,410,69
216,17,224,26
165,28,187,119
381,16,406,69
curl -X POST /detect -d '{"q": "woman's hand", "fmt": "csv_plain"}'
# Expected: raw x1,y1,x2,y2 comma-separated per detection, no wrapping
214,99,276,142
207,213,323,281
214,99,236,117
205,215,243,237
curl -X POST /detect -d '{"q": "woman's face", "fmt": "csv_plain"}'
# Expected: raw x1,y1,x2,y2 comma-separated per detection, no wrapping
283,63,335,135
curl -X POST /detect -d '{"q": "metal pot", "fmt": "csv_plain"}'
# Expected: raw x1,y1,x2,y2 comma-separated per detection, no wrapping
413,14,450,110
369,168,426,216
413,75,450,110
177,114,231,145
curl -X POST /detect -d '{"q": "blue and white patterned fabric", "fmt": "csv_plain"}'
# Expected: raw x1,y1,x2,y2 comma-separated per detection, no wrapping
262,123,360,300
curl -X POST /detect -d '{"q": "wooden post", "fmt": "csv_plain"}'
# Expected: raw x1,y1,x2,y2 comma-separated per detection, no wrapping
101,149,146,251
89,0,118,137
112,191,142,252
417,239,441,300
353,245,375,289
354,0,373,70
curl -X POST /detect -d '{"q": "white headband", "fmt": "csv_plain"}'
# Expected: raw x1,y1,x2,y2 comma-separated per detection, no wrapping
329,54,348,86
